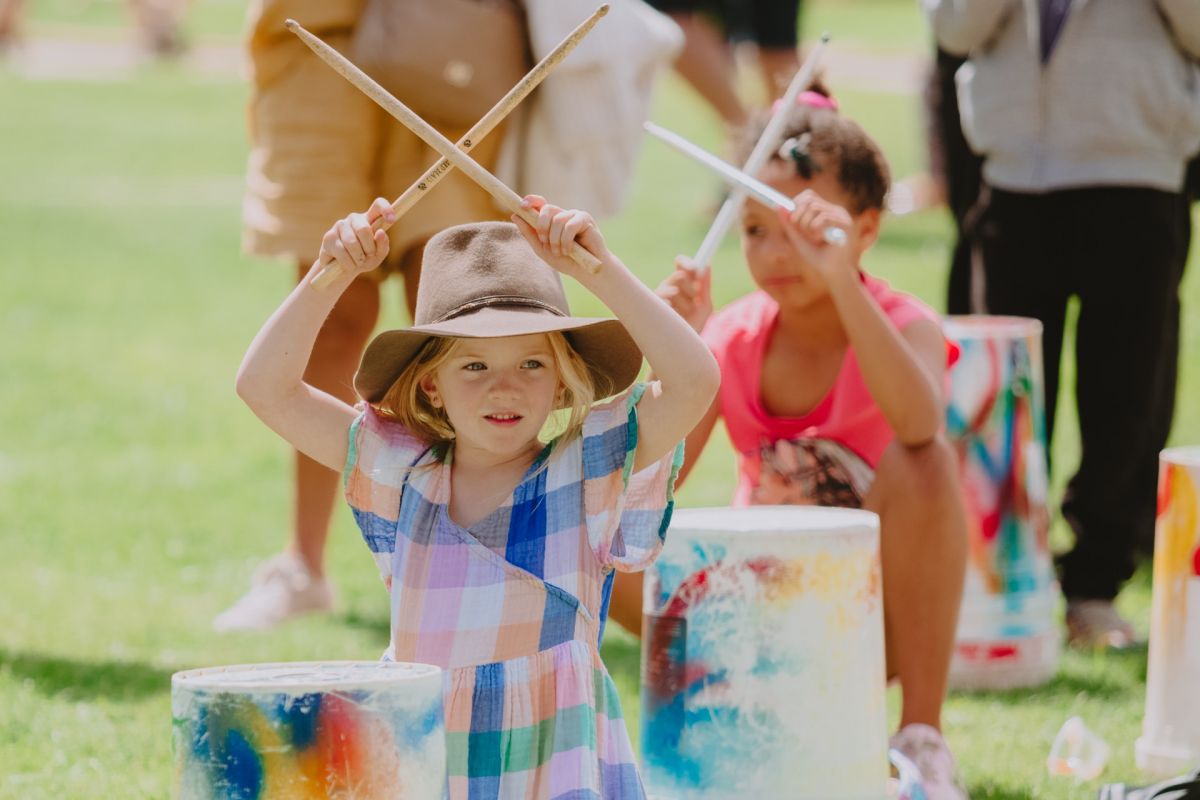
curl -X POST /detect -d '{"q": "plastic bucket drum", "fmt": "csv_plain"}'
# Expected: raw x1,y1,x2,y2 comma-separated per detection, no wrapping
172,661,445,799
943,315,1061,690
1137,447,1200,777
639,506,889,800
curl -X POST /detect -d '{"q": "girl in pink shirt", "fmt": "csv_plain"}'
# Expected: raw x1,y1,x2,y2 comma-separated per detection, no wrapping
613,89,971,800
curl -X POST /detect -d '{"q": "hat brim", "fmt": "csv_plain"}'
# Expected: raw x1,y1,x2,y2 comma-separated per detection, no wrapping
354,307,644,403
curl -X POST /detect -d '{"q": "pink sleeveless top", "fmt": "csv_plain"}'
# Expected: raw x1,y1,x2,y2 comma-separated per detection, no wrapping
702,275,955,506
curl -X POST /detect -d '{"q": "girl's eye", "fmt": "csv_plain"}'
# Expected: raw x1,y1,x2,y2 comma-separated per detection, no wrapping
744,225,765,237
522,359,544,370
464,362,486,371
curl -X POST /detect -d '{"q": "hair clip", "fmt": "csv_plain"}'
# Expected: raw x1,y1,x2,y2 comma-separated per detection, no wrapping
769,90,839,115
778,132,815,179
797,90,838,111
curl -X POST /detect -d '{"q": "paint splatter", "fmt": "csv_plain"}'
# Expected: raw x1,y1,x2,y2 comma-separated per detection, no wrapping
172,663,446,800
1141,454,1200,772
640,510,889,799
944,319,1060,687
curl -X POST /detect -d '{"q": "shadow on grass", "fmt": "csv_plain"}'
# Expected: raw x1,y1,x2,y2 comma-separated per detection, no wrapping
966,782,1036,800
340,608,390,641
0,648,172,701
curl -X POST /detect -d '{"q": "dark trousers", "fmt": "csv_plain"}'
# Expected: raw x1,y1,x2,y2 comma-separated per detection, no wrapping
971,186,1190,600
928,49,984,314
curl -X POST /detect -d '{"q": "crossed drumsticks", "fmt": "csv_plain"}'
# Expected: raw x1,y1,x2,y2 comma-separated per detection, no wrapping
293,5,611,288
292,6,835,289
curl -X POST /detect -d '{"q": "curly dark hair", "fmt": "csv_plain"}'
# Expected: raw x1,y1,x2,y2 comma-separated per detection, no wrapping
736,82,890,215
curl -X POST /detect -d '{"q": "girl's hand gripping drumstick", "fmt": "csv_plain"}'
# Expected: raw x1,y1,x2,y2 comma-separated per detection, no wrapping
304,5,610,289
644,121,848,246
288,19,603,277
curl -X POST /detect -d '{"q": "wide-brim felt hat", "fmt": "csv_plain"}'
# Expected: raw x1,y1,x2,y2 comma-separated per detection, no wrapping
354,222,644,403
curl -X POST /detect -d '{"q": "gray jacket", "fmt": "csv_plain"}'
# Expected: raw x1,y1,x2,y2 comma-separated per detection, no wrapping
926,0,1200,192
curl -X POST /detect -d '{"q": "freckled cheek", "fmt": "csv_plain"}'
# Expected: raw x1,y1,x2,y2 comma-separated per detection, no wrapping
440,380,486,418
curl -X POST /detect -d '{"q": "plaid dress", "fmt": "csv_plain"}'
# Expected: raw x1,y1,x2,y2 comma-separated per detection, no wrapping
344,384,682,799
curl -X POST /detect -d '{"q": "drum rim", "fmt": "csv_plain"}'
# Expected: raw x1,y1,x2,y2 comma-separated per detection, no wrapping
1162,445,1200,467
171,660,442,692
942,314,1043,338
668,505,879,534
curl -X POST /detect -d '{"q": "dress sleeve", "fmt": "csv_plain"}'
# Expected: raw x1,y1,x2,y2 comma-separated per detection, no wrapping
582,383,685,572
343,403,429,587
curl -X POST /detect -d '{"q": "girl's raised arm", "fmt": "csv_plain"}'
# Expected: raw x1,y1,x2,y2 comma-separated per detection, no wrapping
236,198,397,472
513,197,721,473
779,192,945,445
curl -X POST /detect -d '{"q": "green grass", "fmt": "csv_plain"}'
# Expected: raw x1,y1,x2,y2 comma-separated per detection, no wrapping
23,0,246,42
2,2,1197,798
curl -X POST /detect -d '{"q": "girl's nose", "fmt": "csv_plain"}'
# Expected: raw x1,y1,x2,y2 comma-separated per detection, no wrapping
764,233,791,263
488,370,521,396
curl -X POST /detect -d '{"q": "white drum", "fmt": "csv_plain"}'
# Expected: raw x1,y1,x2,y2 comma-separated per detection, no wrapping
1138,447,1200,777
639,506,889,800
172,661,445,799
943,315,1061,689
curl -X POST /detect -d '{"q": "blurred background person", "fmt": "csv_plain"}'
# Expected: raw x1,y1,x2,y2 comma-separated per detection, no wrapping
213,0,524,631
0,0,23,52
648,0,803,130
926,0,1200,648
0,0,188,56
127,0,188,56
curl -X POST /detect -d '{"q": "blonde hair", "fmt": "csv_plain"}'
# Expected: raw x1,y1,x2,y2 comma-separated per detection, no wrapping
374,332,607,459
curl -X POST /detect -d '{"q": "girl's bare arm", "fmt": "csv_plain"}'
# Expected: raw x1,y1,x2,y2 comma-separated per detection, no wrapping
780,194,945,446
825,277,946,446
514,197,721,472
236,199,396,471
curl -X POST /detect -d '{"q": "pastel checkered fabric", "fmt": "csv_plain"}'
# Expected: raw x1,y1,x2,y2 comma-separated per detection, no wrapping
345,384,682,799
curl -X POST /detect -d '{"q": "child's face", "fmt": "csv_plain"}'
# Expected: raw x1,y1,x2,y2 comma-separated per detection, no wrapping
423,334,561,458
739,161,873,308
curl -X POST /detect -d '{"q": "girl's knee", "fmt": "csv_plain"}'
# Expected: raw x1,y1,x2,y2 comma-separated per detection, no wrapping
879,435,960,496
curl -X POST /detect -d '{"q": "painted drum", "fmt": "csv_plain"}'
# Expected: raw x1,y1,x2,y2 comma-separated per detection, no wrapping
943,316,1061,689
639,506,889,800
1137,447,1200,777
172,661,445,799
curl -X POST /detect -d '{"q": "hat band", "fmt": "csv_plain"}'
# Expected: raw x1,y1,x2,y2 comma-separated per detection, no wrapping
433,295,567,324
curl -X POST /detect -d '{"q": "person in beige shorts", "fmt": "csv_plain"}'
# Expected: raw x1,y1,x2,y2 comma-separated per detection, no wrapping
215,2,506,631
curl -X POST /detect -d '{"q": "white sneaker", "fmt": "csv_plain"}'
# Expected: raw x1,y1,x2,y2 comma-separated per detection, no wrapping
890,723,969,800
212,552,334,632
1066,599,1139,650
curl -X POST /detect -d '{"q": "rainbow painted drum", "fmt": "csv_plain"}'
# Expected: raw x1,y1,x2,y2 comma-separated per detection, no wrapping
639,507,889,800
1138,447,1200,777
943,316,1061,689
172,661,445,799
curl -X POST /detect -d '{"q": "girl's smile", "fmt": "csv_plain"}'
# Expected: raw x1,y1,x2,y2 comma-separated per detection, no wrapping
484,412,524,426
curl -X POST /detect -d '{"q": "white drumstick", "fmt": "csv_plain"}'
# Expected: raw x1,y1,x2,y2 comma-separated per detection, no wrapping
691,34,831,271
645,122,847,246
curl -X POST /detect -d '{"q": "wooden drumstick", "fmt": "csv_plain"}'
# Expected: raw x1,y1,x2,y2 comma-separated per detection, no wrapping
288,18,604,279
306,6,608,288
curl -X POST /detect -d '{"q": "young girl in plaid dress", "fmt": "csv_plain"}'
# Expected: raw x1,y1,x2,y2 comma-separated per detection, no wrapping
236,194,720,799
